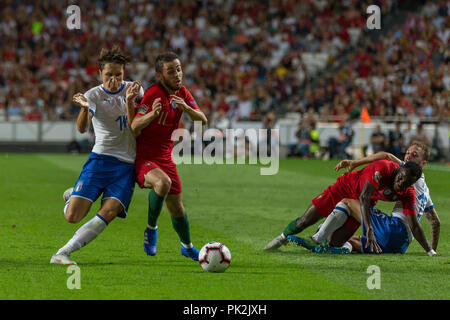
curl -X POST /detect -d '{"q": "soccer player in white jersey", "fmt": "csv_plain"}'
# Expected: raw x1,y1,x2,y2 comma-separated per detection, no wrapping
289,141,440,256
50,46,144,265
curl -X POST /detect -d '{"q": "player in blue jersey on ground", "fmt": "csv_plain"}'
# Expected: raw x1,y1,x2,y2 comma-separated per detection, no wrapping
289,141,440,256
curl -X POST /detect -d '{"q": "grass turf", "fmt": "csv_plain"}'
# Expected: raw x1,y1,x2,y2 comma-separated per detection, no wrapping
0,153,448,300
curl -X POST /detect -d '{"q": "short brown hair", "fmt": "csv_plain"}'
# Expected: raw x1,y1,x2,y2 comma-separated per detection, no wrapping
409,140,430,161
98,46,131,70
155,51,179,73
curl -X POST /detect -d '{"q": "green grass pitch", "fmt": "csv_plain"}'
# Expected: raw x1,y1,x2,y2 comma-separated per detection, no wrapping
0,153,448,300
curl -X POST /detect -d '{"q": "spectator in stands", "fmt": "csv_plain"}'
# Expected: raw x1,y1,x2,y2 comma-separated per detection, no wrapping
0,0,445,127
309,120,320,158
411,122,431,146
403,121,416,150
291,119,312,158
388,122,404,158
6,99,22,121
328,115,354,159
211,108,231,134
370,124,387,154
261,111,278,157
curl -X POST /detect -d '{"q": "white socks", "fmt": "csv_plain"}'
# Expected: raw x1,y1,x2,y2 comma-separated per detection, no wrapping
57,214,108,256
181,242,193,249
312,202,350,244
342,241,353,253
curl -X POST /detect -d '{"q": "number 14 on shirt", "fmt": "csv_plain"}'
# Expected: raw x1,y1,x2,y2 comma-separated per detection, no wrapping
115,115,128,131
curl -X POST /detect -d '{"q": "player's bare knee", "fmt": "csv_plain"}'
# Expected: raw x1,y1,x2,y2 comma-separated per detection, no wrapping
155,177,171,195
64,209,82,224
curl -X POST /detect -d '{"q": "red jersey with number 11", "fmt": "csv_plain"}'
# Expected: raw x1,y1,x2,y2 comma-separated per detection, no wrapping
135,82,199,160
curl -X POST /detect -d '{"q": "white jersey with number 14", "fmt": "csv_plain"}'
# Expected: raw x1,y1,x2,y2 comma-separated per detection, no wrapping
84,81,144,164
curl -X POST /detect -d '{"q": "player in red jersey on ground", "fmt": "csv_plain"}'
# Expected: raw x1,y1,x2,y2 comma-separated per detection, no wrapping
265,159,423,253
131,52,207,261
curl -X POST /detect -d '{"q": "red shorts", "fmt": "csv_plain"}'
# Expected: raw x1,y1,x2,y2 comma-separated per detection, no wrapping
135,158,182,194
312,179,360,233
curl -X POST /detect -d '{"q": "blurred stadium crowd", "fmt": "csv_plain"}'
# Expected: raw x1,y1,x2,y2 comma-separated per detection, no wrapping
0,0,448,127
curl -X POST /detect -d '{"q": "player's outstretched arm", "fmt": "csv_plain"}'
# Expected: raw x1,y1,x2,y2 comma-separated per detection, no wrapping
73,93,91,134
424,208,440,251
170,95,207,125
407,214,437,256
335,152,402,173
359,181,382,254
130,97,162,137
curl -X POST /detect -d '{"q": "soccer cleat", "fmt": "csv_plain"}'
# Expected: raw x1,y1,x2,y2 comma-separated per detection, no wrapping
264,234,288,250
63,187,73,202
50,253,77,265
143,227,158,256
181,246,200,261
315,244,350,254
287,235,319,251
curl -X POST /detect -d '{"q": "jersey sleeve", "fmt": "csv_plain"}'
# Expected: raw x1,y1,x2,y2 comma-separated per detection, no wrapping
136,89,156,117
400,186,417,215
84,90,96,117
424,193,434,212
182,88,200,110
359,161,392,190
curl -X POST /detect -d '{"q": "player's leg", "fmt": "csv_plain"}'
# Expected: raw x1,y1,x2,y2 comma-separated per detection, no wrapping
64,196,92,223
144,168,172,225
289,200,353,251
142,167,171,256
165,193,200,261
52,155,134,265
347,236,363,253
51,169,101,265
265,180,350,251
312,199,362,254
51,198,124,265
265,204,323,250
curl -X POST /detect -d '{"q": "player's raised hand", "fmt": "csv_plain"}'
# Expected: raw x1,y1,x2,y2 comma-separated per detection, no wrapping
365,229,382,254
126,81,142,101
148,97,162,119
73,93,89,109
170,95,188,111
334,159,356,174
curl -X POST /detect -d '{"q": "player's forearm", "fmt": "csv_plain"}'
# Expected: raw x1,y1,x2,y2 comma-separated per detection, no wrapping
131,113,155,134
77,108,90,133
126,99,136,129
425,210,440,250
185,108,207,125
360,198,372,232
411,223,433,253
359,182,375,232
356,152,400,167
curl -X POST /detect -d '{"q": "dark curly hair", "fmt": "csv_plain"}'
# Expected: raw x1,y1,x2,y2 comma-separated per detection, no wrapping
98,45,131,70
404,161,422,182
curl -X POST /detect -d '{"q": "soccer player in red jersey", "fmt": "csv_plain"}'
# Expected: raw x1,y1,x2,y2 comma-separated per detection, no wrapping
265,159,423,253
131,52,207,261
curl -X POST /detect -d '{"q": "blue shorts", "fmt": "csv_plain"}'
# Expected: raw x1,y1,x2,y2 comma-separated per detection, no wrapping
360,208,409,254
70,153,135,218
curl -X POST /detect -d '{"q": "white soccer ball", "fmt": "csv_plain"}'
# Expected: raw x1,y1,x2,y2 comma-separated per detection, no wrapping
63,187,73,202
199,242,231,273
